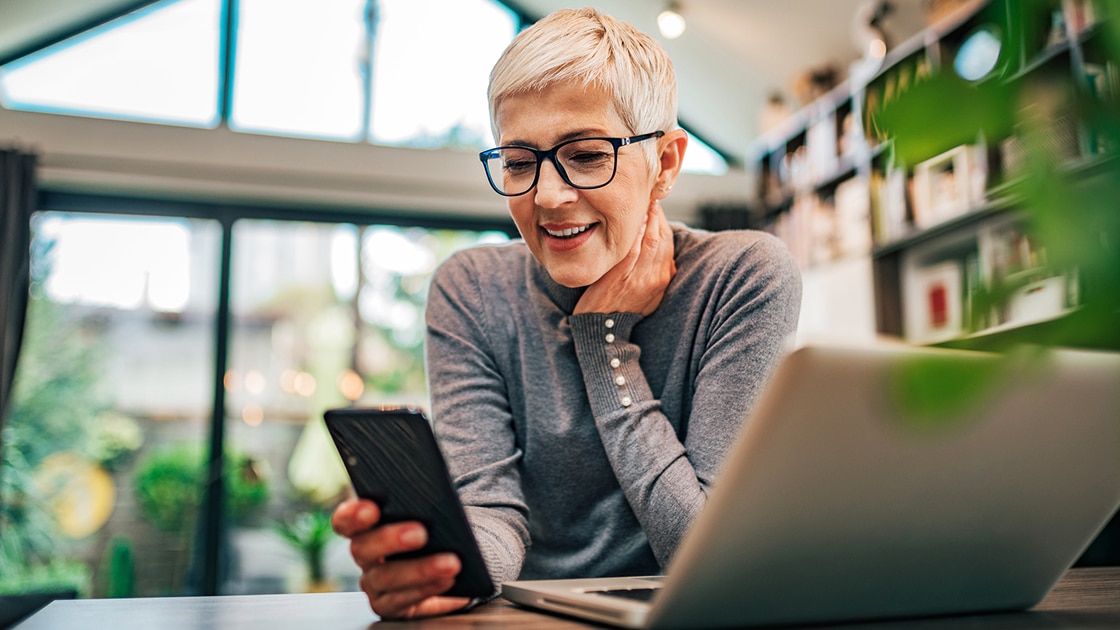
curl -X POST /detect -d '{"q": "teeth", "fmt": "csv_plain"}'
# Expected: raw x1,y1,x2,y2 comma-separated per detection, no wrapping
545,225,591,238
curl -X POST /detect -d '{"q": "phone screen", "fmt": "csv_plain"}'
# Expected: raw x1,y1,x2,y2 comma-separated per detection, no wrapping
324,407,494,598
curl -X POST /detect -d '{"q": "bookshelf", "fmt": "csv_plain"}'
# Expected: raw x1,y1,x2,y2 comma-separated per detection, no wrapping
743,0,1118,351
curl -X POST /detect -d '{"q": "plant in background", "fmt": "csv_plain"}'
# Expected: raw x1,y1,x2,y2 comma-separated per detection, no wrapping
0,283,105,596
274,510,337,591
133,444,271,534
133,444,202,534
102,536,135,598
89,411,144,472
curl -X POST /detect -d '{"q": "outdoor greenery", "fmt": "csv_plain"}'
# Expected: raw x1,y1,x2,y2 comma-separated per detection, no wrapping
133,444,271,534
273,510,336,586
0,284,104,596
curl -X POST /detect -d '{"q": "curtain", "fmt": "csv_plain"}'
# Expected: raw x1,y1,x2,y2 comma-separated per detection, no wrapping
0,148,36,437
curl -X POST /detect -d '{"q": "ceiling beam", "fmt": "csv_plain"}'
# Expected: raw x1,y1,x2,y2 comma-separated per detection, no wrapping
0,0,161,67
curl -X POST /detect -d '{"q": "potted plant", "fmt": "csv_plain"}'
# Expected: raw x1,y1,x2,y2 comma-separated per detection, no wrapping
274,510,336,593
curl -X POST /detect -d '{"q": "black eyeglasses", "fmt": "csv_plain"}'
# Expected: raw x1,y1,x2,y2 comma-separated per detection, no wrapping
479,131,664,197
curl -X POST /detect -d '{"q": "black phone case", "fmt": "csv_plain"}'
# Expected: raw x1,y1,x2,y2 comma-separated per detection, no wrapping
323,407,494,599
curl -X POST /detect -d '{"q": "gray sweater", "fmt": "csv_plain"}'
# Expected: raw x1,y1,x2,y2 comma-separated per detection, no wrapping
425,224,802,586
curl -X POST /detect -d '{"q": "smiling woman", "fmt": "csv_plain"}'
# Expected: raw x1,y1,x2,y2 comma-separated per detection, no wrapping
329,7,802,621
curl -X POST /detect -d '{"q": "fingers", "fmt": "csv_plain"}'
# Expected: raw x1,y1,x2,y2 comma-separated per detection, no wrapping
331,498,380,537
349,520,429,570
361,554,465,619
333,499,469,619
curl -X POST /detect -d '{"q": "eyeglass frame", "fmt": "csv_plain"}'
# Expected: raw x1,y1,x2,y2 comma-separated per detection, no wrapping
478,130,665,197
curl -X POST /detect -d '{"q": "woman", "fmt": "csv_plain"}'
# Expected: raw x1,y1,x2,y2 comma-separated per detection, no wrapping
332,7,802,619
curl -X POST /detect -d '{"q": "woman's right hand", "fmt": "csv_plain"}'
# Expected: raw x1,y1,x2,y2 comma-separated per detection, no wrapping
331,498,473,619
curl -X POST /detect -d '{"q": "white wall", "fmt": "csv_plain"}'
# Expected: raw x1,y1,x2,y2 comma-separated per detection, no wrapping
1,107,750,226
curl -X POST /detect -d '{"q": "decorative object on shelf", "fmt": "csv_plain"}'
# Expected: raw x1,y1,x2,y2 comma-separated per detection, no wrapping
905,260,964,344
954,25,1004,81
789,64,839,108
910,143,987,229
923,0,980,26
758,92,793,135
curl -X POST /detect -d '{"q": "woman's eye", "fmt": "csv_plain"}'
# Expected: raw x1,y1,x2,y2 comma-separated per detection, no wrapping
568,151,611,165
504,159,535,173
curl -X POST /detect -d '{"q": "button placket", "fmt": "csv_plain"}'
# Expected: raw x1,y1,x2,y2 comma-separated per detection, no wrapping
605,317,631,407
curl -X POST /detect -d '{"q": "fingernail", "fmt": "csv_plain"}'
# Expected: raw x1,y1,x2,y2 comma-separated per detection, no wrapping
433,554,460,576
357,505,377,523
400,526,426,547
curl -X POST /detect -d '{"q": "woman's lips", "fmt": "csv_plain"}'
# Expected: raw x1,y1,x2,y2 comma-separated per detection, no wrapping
541,223,596,252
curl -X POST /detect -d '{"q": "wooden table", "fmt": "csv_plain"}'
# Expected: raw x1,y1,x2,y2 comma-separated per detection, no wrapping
12,567,1120,629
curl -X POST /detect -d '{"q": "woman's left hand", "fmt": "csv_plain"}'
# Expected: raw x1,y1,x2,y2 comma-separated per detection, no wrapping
575,199,676,316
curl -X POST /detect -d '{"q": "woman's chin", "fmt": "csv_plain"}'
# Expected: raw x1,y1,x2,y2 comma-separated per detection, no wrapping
546,265,603,289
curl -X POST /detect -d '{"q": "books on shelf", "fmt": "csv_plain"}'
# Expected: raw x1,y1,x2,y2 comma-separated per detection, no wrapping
870,165,909,245
764,174,872,269
806,113,839,185
1062,0,1099,38
834,175,872,258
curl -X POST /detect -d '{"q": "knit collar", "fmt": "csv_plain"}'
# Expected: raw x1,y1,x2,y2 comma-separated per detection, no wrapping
530,257,585,314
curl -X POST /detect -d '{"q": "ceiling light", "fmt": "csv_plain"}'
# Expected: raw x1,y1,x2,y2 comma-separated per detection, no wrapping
658,4,686,39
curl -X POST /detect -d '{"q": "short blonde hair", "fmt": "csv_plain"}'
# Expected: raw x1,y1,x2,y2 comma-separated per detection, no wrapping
488,8,678,170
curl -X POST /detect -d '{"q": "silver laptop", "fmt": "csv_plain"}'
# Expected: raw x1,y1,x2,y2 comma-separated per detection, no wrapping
502,343,1120,629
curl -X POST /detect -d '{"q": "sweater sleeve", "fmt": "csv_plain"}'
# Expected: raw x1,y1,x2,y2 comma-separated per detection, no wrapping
569,234,802,568
424,252,530,589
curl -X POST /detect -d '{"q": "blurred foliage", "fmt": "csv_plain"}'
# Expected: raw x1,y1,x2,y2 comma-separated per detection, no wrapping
889,351,1008,427
89,411,144,472
1,288,107,595
133,444,270,534
102,535,135,598
273,510,336,583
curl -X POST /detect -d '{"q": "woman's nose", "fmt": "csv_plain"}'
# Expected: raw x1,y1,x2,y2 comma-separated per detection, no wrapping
533,158,578,207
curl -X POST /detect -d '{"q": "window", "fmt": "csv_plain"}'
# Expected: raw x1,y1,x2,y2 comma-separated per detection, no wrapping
1,204,512,598
223,219,508,594
3,213,220,598
369,0,517,148
0,0,221,127
230,0,368,140
0,0,730,173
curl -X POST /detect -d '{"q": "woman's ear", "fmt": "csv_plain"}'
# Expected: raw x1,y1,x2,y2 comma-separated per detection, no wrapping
653,129,688,200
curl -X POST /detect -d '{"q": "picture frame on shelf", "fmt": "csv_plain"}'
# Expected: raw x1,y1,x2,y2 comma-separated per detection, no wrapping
905,260,964,345
910,144,986,229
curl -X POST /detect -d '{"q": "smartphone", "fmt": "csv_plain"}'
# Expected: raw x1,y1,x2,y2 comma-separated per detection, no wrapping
324,406,494,598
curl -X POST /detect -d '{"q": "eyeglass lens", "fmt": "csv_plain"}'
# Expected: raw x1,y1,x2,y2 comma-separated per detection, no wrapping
484,138,618,196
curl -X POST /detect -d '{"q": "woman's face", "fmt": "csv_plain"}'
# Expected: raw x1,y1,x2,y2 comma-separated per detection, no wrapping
494,81,660,288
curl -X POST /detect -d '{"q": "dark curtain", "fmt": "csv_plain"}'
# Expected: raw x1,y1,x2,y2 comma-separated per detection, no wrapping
0,148,36,444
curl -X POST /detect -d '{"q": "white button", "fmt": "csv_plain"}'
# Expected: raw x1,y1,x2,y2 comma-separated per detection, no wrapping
605,333,615,343
610,358,621,368
621,396,632,407
605,318,615,328
615,375,626,386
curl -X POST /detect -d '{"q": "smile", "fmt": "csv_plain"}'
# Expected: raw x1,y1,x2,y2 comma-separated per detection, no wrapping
544,225,592,239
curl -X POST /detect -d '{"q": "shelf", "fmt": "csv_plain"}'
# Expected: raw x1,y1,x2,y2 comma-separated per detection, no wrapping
1009,40,1074,82
872,197,1018,258
744,0,1117,348
934,306,1120,352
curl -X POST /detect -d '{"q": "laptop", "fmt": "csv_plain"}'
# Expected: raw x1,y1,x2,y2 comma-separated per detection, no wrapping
501,343,1120,629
